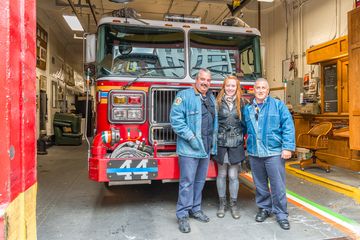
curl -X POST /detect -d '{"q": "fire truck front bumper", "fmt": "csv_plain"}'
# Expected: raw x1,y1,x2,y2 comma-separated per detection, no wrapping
88,155,217,183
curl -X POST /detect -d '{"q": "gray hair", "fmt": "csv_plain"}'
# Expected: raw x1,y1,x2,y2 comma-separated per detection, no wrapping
255,78,269,88
196,68,211,79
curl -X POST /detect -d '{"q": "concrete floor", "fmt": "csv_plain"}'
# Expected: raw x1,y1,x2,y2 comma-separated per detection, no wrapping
37,144,356,240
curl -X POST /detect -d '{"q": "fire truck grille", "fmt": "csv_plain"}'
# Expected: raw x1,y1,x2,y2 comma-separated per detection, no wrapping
151,88,179,123
150,126,177,145
149,87,180,145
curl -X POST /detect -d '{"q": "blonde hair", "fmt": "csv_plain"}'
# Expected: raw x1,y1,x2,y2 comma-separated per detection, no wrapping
216,75,243,117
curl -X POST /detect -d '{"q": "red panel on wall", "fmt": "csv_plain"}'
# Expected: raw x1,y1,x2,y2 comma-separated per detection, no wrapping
0,0,36,207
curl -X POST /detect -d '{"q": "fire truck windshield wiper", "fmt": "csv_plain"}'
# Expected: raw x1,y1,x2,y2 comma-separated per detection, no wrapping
122,66,184,90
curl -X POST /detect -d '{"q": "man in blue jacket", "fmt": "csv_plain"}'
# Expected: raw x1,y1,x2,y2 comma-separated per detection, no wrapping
170,68,218,233
243,78,295,230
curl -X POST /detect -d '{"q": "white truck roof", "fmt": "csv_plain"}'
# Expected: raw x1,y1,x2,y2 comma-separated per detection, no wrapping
98,17,261,37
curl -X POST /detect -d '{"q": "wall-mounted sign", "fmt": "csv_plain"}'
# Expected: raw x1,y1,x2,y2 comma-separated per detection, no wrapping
323,64,338,112
36,24,48,70
40,75,47,91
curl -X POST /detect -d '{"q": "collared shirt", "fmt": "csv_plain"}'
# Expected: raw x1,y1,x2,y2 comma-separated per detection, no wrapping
200,91,215,154
251,97,270,156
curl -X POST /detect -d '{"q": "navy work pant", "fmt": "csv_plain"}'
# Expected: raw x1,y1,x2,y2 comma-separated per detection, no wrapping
176,155,210,219
249,155,288,220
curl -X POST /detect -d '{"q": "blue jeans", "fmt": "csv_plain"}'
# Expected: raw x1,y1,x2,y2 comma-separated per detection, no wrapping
176,155,210,219
249,155,288,220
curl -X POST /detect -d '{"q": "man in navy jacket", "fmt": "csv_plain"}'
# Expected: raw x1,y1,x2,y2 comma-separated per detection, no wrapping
243,78,295,230
170,68,218,233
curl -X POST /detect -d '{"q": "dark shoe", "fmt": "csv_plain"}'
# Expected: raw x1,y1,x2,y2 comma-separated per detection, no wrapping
217,197,226,218
278,219,290,230
229,198,240,219
190,211,210,223
255,209,270,222
178,217,191,233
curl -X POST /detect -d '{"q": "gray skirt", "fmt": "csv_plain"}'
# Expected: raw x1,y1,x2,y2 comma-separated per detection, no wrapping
214,145,246,165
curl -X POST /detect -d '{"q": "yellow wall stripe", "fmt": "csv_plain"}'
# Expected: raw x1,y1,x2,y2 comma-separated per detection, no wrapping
286,161,360,203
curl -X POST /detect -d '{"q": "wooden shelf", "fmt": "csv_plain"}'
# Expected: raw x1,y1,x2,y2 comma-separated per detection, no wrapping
306,36,348,64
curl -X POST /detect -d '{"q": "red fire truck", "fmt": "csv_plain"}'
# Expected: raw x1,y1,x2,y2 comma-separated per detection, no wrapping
84,15,262,186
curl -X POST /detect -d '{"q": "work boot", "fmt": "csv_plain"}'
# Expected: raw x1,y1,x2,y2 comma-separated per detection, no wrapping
216,197,227,218
255,208,270,222
177,216,191,233
189,210,210,223
229,198,240,219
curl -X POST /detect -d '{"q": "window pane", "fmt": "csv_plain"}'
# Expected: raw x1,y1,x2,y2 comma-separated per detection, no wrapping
97,24,185,78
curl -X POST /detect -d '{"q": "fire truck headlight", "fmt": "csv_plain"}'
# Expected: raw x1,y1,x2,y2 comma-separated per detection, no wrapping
112,108,127,120
109,90,146,123
127,109,143,120
113,95,127,105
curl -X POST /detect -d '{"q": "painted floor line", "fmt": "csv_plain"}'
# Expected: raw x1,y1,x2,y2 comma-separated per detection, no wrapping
239,172,360,239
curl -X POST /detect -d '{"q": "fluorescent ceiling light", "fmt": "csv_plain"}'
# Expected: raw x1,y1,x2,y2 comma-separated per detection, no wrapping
63,15,84,31
258,0,274,2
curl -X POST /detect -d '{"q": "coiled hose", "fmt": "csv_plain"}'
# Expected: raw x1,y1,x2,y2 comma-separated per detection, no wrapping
110,141,153,158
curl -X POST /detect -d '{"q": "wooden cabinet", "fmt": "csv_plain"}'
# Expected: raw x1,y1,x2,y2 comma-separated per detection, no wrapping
306,38,349,115
348,8,360,150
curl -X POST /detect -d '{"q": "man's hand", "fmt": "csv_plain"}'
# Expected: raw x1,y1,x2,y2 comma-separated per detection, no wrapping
281,150,292,160
189,136,201,151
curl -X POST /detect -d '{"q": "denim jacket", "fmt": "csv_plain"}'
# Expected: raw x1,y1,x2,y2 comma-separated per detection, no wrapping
170,87,218,158
243,96,295,157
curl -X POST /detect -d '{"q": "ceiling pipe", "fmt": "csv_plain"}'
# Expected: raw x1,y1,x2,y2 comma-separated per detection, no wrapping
86,0,98,26
190,2,200,15
66,0,85,30
167,0,174,14
66,0,80,20
214,7,229,24
258,1,261,31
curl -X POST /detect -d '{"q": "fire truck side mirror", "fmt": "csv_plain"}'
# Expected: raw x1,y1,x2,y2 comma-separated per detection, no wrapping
85,34,96,63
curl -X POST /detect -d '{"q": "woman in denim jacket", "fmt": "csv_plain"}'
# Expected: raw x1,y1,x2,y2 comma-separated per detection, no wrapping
214,76,246,219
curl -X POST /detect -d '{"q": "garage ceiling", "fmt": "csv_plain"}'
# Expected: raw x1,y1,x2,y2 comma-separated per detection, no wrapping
36,0,280,69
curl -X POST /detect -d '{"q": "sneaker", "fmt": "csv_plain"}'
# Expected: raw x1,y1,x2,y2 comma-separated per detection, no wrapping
177,217,191,233
189,210,210,223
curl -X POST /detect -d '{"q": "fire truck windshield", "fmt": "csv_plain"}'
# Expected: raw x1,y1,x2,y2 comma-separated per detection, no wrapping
189,30,261,81
97,24,185,79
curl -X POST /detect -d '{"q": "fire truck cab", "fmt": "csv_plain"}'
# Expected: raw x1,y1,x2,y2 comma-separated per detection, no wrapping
85,15,262,186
